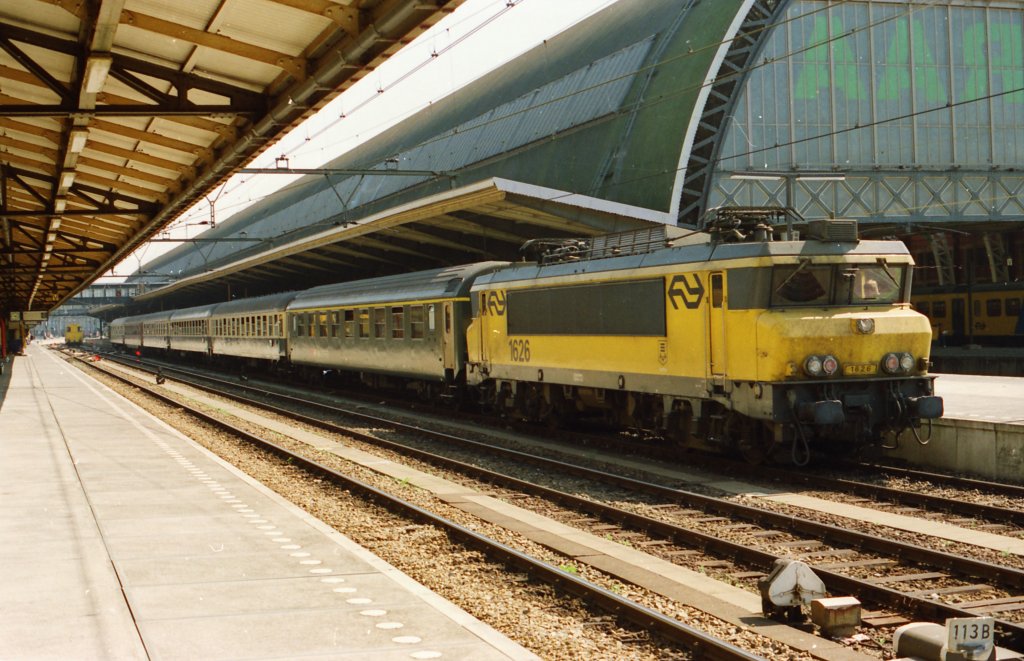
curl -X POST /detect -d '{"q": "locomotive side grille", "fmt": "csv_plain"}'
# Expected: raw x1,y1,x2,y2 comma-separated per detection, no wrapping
588,226,669,259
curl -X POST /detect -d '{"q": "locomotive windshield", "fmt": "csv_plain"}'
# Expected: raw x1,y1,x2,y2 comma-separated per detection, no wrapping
771,263,905,307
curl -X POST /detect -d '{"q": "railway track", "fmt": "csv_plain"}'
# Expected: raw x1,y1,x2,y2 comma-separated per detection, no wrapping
66,350,768,660
684,457,1024,530
79,350,1024,652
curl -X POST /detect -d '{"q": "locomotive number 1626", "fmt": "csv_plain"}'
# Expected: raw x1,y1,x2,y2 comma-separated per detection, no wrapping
508,339,531,362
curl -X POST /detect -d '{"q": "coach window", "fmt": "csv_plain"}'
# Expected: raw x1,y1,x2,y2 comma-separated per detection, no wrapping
410,306,424,339
391,307,404,339
344,310,355,338
358,309,370,338
987,299,1002,317
1008,298,1021,316
374,308,386,338
319,312,329,338
933,301,947,318
428,304,436,332
330,311,340,338
917,302,930,316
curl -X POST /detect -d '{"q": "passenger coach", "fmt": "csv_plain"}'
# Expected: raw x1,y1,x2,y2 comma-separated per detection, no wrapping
286,263,506,394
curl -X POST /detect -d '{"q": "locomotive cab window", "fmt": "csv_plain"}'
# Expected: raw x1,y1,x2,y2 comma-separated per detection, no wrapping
771,265,831,306
987,299,1002,317
771,263,905,307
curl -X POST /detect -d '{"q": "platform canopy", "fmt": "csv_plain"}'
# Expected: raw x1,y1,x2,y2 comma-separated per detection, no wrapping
125,177,663,311
0,0,462,316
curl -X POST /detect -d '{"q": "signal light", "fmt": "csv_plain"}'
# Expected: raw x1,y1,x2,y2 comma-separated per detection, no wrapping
882,352,901,374
882,352,914,374
821,354,839,376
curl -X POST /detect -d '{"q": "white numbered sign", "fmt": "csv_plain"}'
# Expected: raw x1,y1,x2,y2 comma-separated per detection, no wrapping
946,617,995,659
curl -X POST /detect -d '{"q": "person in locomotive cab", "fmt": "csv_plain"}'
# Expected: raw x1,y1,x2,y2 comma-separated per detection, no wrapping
863,278,880,300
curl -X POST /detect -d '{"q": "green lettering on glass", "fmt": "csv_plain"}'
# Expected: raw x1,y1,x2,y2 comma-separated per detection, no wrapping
877,17,947,103
964,21,1024,103
794,15,867,101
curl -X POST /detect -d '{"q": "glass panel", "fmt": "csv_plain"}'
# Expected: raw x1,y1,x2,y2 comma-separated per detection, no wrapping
358,309,370,338
836,265,904,305
409,306,425,339
373,308,386,338
344,309,355,338
391,307,404,339
952,7,993,165
771,265,832,306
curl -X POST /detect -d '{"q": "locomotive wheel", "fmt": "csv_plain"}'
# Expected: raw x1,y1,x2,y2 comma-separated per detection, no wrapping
724,413,773,464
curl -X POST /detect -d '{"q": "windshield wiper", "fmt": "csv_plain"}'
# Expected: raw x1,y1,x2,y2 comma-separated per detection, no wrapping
773,258,812,297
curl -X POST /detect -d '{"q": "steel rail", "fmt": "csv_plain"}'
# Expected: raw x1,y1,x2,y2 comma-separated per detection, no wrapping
857,462,1024,499
687,459,1024,529
72,353,766,661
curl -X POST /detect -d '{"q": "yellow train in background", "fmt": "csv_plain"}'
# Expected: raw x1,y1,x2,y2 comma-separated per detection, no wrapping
912,285,1024,346
64,323,84,347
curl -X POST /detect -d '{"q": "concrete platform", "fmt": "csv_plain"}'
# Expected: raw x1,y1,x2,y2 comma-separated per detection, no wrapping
883,373,1024,481
0,345,536,661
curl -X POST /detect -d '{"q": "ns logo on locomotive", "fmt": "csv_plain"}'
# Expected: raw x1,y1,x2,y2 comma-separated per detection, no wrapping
111,211,942,465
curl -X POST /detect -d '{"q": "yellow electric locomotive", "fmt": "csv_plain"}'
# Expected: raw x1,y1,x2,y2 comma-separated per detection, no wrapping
466,216,942,463
65,323,84,347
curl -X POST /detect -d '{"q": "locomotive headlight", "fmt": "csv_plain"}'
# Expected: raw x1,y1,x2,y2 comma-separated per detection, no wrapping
900,352,915,373
821,354,839,376
882,352,901,374
804,355,824,377
855,318,875,334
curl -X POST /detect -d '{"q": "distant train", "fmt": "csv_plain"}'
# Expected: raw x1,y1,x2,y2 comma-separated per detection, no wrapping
65,323,84,347
913,284,1024,346
111,220,942,464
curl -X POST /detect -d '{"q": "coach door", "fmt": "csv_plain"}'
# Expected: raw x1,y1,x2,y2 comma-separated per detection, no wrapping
708,272,726,384
442,302,456,375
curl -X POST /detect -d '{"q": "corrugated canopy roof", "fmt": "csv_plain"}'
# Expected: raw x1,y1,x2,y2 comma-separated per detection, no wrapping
126,178,665,311
0,0,462,315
